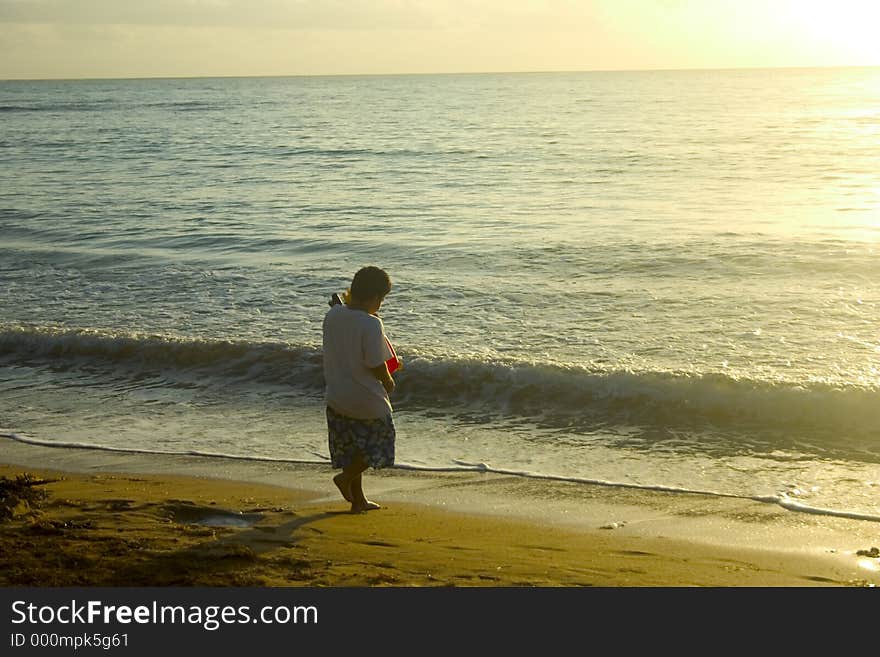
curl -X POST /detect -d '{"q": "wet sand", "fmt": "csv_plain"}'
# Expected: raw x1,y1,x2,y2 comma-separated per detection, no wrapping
1,440,878,586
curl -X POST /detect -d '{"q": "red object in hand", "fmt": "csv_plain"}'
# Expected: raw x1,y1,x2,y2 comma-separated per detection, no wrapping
385,337,401,374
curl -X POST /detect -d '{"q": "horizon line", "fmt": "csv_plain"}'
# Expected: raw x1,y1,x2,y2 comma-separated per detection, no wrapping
2,63,878,83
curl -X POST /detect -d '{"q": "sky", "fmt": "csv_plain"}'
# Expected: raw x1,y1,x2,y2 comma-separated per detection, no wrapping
1,0,879,79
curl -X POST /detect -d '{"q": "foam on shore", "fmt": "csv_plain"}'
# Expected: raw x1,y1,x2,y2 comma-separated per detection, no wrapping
3,432,880,576
4,430,880,525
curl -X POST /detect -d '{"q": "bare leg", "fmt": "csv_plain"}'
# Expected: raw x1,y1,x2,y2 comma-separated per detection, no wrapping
347,455,380,512
332,456,370,508
333,471,352,502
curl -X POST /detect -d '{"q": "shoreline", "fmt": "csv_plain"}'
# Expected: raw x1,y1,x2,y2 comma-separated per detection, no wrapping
2,440,879,586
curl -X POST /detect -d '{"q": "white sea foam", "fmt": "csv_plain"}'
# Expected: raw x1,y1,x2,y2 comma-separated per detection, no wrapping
4,431,879,523
3,325,879,446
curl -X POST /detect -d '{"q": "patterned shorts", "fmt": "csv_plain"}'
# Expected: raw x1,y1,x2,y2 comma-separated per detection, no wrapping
326,406,395,469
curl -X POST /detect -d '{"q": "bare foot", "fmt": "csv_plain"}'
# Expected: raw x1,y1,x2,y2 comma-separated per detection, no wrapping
333,472,352,502
350,500,381,513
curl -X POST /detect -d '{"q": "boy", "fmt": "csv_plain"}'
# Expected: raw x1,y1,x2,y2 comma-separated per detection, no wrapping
322,266,396,512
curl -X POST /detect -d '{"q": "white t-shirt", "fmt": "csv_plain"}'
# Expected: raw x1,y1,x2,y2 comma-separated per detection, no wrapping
322,304,394,419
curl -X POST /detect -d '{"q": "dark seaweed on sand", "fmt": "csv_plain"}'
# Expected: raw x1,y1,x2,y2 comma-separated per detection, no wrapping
0,473,53,521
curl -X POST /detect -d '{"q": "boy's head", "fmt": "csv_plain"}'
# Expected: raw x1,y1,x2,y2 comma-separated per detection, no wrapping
350,266,391,304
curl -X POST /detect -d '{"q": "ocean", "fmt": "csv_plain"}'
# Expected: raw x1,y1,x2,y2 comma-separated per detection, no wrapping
1,68,879,521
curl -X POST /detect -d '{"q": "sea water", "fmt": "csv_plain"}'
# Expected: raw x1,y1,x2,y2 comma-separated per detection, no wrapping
1,68,879,520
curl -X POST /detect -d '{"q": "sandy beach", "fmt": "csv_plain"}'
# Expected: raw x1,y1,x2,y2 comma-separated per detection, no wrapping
1,440,878,587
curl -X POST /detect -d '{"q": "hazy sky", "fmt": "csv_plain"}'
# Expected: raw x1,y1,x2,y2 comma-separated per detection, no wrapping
2,0,879,79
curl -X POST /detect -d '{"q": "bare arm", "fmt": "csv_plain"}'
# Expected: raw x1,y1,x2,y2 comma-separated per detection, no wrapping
369,362,395,394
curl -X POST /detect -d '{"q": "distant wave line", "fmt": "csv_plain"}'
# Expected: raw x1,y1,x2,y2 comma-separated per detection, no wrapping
3,324,880,440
